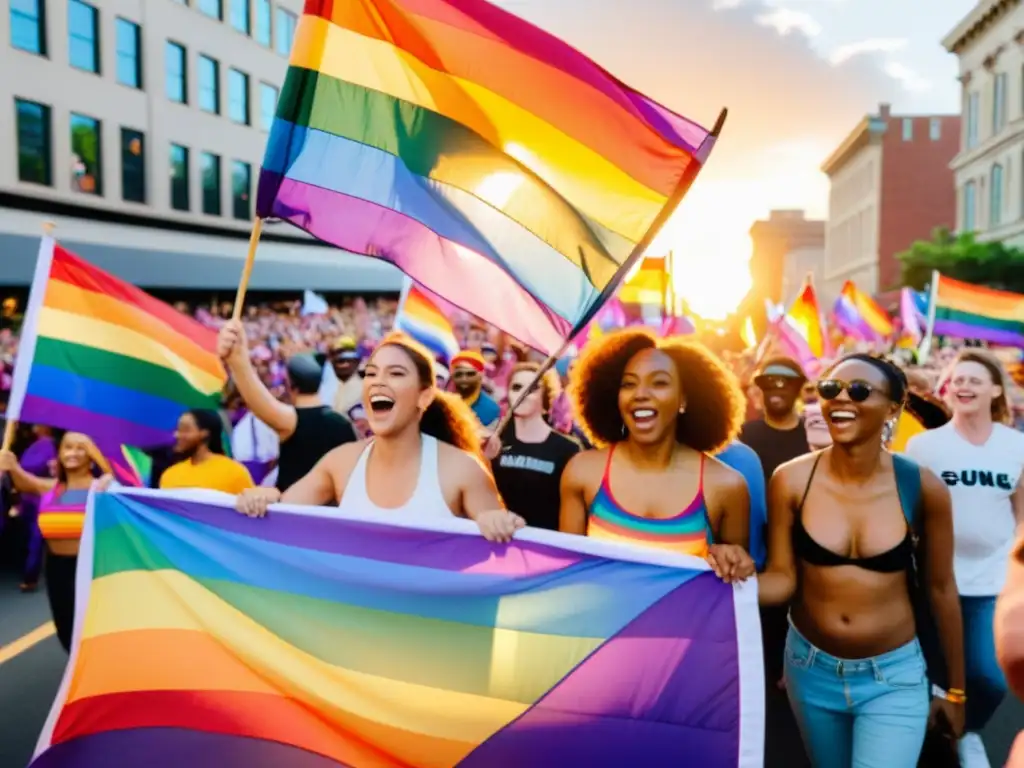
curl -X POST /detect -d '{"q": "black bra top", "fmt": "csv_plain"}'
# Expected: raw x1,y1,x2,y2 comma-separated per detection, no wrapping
792,453,914,574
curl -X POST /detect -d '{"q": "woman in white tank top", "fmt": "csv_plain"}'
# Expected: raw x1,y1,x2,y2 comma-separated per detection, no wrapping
235,333,524,542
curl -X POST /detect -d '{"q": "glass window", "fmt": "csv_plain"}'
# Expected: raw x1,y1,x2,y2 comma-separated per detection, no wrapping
120,128,145,203
170,144,189,211
963,180,976,232
198,0,221,20
68,0,99,73
994,73,1008,133
929,117,941,141
201,152,221,215
259,82,277,130
990,164,1004,227
10,0,46,55
166,42,187,103
254,0,270,45
115,18,141,88
232,160,251,219
70,112,102,196
228,68,249,124
275,8,295,56
230,0,249,34
967,92,979,149
901,118,912,141
198,55,219,113
15,99,51,186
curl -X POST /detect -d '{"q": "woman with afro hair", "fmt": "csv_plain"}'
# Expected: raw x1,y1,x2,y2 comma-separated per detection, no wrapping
560,328,755,582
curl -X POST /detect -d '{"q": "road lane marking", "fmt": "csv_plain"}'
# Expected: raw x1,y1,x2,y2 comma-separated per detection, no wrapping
0,622,56,666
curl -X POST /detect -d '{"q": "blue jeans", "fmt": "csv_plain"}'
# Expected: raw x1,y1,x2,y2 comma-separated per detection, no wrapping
785,623,929,767
962,595,1008,732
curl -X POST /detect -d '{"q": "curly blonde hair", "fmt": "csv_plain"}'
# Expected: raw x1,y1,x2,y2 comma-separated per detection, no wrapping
507,361,560,414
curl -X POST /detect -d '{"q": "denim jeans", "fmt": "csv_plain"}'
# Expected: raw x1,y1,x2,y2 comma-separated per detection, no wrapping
785,623,929,768
962,595,1008,732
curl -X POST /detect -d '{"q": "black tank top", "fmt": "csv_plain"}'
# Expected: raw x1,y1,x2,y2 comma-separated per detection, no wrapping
276,406,358,492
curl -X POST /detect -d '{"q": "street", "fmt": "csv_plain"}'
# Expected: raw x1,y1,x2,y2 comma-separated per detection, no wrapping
0,570,1021,768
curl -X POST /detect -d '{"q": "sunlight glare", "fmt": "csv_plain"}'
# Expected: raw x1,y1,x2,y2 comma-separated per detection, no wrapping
475,172,524,209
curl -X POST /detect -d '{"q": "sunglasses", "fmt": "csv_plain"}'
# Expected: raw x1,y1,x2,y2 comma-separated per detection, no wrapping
509,382,538,394
816,378,880,403
452,369,479,380
754,374,801,391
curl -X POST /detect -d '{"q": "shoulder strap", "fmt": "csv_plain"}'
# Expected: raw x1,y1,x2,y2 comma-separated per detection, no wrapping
892,453,923,528
797,451,824,514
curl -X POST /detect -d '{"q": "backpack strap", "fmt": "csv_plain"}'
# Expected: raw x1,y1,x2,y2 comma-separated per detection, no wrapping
892,453,922,529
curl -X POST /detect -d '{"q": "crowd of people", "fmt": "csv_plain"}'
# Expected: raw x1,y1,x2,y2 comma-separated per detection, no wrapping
1,296,1023,768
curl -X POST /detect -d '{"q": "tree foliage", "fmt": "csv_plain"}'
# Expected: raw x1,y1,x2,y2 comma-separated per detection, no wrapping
897,228,1024,292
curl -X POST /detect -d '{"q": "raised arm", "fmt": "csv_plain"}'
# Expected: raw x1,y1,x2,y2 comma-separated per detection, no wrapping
219,319,298,440
759,467,798,606
558,452,591,535
0,449,57,496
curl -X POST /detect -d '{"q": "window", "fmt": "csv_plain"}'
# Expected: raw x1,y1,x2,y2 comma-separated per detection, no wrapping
68,0,99,73
120,128,145,203
198,55,219,113
115,18,141,88
166,42,187,103
15,99,51,186
254,0,271,45
10,0,46,55
275,8,296,55
990,164,1004,227
201,152,221,214
228,68,249,124
929,117,941,141
170,144,189,210
70,113,102,195
993,72,1008,133
198,0,221,20
967,92,979,149
232,160,251,219
963,180,977,232
230,0,249,34
259,82,277,130
901,118,913,141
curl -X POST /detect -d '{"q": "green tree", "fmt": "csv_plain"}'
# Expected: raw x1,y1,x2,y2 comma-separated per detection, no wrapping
897,228,1024,292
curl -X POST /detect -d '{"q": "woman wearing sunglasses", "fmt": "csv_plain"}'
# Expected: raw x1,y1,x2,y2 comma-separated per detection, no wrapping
760,353,965,768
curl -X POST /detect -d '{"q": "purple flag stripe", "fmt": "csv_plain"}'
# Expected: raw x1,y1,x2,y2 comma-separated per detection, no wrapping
122,494,588,577
933,319,1024,347
19,394,170,453
459,572,739,767
29,728,350,768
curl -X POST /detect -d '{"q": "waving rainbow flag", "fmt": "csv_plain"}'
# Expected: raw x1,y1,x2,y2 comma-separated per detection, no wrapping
394,278,460,364
931,274,1024,346
6,239,225,452
832,281,893,342
256,0,721,355
31,490,763,768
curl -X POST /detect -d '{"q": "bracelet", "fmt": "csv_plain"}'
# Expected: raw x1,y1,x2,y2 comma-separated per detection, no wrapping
945,688,967,704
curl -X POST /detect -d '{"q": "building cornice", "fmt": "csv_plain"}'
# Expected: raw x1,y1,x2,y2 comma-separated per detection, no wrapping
821,117,882,176
944,0,1020,54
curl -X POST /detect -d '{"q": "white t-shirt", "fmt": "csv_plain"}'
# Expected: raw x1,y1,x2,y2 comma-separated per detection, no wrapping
905,422,1024,595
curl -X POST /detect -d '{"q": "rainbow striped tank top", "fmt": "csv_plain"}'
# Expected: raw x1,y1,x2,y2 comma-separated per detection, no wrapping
37,487,90,541
586,447,712,558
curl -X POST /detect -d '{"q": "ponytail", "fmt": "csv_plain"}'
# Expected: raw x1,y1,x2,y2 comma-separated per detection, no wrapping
420,390,485,462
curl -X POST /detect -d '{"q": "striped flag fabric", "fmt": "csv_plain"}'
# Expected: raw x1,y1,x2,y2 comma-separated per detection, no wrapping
930,274,1024,346
832,281,893,342
393,278,461,364
31,489,764,768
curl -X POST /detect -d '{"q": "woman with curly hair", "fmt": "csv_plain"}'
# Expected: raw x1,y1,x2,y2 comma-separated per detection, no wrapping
559,328,754,582
236,333,522,542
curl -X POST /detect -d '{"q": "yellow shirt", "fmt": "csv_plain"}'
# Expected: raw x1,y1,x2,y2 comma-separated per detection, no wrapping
159,454,255,494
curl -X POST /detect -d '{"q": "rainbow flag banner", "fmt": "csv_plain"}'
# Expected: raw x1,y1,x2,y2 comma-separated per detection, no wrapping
31,490,763,768
394,278,461,364
832,281,893,342
6,238,226,452
256,0,719,355
932,274,1024,346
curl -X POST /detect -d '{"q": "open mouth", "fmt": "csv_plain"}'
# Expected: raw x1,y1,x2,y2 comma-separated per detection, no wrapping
828,409,857,425
954,392,977,404
631,408,657,428
369,394,395,414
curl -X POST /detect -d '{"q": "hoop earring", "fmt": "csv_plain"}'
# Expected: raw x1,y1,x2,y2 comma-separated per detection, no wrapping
882,417,896,446
621,423,627,438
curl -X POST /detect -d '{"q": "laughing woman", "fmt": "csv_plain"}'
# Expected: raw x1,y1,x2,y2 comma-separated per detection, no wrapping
559,328,754,582
236,333,522,542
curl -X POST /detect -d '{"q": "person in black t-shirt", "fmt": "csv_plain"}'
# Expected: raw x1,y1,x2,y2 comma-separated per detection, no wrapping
491,363,580,531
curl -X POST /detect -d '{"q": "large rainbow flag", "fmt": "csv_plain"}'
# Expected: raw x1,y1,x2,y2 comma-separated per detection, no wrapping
6,238,226,452
31,490,763,767
255,0,720,355
931,273,1024,347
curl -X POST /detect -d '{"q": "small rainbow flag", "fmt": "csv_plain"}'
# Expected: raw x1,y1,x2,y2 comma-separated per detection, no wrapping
769,276,830,375
31,490,764,767
832,281,893,342
6,238,226,452
932,274,1024,347
255,0,719,355
394,278,460,364
618,256,668,307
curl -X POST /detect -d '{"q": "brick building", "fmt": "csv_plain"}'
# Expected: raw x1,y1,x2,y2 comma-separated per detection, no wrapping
746,209,825,322
820,104,960,303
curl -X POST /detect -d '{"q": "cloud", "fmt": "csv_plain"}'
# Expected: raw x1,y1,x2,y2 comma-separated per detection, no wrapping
884,62,932,92
712,0,745,8
829,37,907,65
755,8,823,36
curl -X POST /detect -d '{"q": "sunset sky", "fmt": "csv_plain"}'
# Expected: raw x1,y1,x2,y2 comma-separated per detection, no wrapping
496,0,973,317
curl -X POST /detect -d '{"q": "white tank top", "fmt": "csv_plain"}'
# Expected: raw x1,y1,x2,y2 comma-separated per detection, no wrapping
337,434,453,519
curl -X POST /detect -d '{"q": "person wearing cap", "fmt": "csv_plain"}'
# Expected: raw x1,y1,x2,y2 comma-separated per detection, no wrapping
451,350,501,431
318,336,364,416
219,320,358,493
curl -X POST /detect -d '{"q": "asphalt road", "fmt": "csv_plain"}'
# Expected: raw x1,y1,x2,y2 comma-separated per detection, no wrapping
1,567,1021,768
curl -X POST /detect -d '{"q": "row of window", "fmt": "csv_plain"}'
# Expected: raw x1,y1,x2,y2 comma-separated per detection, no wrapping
963,68,1021,151
11,0,297,60
166,43,278,128
962,163,1008,232
15,98,254,219
899,117,943,142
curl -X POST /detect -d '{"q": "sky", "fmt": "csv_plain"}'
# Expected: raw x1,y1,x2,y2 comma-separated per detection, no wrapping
496,0,975,317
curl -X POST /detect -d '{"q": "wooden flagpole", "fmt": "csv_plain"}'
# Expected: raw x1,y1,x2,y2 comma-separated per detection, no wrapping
231,218,264,321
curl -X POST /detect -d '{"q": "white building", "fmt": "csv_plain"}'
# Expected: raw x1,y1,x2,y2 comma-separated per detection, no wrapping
0,0,400,291
944,0,1024,248
781,245,826,307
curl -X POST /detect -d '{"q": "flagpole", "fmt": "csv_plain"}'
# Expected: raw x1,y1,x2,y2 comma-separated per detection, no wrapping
231,217,264,321
917,270,941,362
